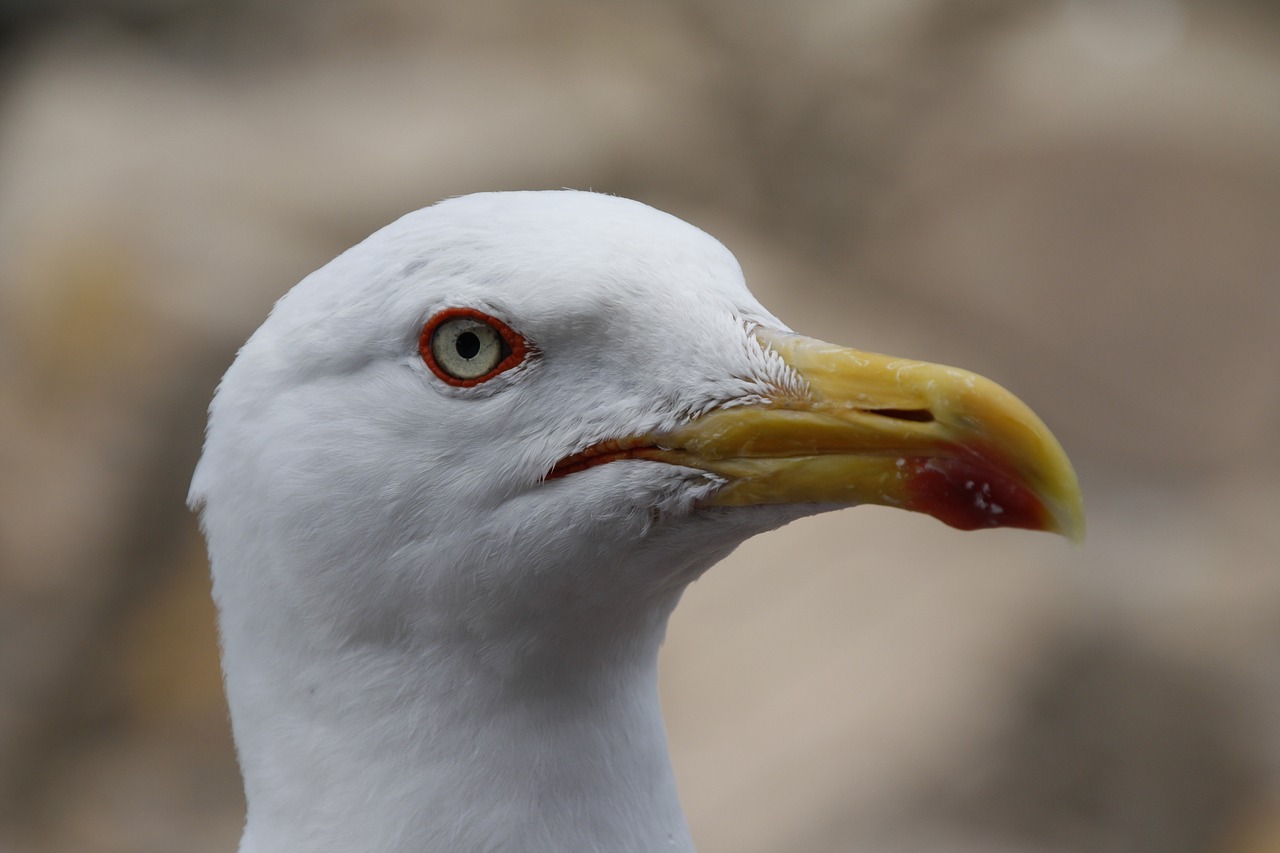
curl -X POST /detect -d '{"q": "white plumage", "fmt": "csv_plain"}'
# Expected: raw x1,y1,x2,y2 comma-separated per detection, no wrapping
191,190,1081,852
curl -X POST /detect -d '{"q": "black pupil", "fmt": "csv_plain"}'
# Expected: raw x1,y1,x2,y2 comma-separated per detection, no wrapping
455,331,482,360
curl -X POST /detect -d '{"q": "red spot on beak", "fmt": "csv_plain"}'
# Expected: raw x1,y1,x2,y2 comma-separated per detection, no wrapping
901,452,1049,533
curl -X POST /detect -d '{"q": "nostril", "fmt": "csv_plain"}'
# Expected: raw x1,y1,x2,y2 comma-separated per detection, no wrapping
865,408,935,423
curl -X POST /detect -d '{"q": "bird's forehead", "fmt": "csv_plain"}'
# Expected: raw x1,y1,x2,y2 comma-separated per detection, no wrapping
377,191,769,319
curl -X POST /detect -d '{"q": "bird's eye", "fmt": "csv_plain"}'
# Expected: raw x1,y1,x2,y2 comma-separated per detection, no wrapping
420,308,528,386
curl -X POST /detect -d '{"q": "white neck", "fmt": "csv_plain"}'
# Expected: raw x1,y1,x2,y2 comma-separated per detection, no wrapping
217,567,694,853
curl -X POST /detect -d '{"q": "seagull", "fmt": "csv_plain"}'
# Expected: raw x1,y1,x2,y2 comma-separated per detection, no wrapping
189,190,1082,853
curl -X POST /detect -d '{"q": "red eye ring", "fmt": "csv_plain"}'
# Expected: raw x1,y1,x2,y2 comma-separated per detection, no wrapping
420,307,530,387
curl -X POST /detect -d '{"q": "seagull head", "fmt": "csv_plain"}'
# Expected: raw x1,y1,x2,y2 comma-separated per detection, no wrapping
190,190,1082,852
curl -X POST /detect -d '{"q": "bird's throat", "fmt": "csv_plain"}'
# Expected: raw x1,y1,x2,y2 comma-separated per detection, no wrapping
222,593,695,853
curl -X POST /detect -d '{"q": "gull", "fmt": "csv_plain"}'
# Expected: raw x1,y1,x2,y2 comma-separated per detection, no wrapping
190,190,1082,853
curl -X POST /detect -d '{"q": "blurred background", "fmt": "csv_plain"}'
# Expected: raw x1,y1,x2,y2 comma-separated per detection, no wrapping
1,0,1278,851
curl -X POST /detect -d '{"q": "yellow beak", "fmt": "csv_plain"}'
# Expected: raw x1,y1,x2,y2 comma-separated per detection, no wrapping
648,330,1084,540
